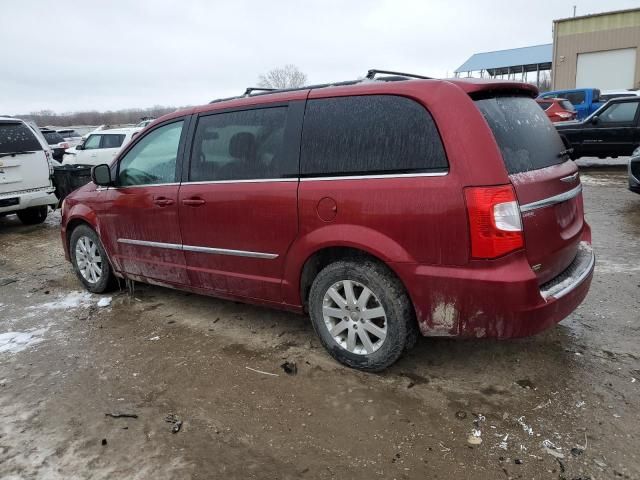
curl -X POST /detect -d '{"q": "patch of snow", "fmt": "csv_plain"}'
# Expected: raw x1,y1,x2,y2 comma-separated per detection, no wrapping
149,336,160,341
31,291,94,311
97,297,112,308
0,328,48,354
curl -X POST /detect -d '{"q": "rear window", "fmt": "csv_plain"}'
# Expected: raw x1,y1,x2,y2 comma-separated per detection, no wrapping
537,101,552,111
43,131,65,144
300,95,448,177
0,123,42,154
101,134,125,148
560,100,576,112
564,92,585,105
475,96,565,175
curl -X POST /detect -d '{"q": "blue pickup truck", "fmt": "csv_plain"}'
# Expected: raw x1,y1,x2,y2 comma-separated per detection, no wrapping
538,88,602,120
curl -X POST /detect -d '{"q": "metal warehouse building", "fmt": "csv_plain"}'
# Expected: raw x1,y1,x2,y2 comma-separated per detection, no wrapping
552,7,640,90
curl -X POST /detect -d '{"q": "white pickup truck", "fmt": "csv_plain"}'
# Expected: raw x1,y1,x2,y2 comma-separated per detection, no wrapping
0,117,57,224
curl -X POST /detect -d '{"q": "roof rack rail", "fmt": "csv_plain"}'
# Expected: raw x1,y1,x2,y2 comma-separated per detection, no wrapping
243,87,276,96
208,69,432,104
365,69,432,80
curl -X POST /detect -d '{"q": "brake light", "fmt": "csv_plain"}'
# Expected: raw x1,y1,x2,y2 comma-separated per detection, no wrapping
44,150,54,176
465,185,524,258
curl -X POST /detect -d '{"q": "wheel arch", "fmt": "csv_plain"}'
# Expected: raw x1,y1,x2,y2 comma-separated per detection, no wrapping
296,245,411,313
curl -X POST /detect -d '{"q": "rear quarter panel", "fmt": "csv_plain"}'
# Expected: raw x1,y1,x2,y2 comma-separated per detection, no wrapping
283,80,512,306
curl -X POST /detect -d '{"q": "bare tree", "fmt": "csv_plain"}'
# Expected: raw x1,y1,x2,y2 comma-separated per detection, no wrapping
258,64,307,89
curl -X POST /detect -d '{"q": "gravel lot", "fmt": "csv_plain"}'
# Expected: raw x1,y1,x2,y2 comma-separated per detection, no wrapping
0,169,638,479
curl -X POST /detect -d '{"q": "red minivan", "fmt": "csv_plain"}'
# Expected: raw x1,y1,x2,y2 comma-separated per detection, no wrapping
60,72,594,371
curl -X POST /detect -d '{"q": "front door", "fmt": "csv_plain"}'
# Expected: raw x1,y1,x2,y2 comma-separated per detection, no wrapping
100,119,189,286
178,103,302,301
582,101,640,157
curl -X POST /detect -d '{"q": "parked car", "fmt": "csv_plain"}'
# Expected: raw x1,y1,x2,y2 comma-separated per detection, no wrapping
555,96,640,159
535,97,577,122
538,88,602,120
41,129,70,161
136,118,156,128
629,146,640,194
0,116,57,224
57,129,84,147
61,73,594,371
63,127,140,166
599,89,640,102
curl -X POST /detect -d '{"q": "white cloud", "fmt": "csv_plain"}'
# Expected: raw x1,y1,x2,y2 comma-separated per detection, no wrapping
1,0,637,114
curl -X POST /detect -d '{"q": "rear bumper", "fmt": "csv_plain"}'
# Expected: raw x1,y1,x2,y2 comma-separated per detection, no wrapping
0,187,57,214
393,241,594,339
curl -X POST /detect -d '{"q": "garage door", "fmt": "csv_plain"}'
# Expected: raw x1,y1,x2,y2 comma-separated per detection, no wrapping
576,48,636,90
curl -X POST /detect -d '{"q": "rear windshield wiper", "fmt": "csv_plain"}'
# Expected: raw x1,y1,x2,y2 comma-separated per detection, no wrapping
0,150,37,158
558,148,574,158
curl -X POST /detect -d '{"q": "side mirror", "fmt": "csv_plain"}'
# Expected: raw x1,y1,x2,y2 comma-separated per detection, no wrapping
75,144,84,150
591,116,599,125
91,164,112,186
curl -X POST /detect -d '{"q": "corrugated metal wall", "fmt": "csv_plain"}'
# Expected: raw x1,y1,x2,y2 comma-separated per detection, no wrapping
552,9,640,90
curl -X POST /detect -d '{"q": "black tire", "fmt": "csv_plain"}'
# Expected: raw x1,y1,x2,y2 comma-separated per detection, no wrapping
69,224,116,293
17,206,48,225
308,259,417,372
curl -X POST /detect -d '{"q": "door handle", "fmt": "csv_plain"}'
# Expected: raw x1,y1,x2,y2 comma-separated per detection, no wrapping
182,197,206,206
153,196,174,207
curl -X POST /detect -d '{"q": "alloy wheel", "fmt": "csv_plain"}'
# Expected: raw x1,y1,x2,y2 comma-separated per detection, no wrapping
322,279,387,355
75,235,103,284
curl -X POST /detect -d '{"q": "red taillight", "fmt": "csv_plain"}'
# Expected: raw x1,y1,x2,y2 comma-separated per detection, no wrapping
465,185,524,259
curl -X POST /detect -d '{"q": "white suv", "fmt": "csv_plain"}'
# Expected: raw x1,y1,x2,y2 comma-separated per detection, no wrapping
63,127,141,166
0,117,57,224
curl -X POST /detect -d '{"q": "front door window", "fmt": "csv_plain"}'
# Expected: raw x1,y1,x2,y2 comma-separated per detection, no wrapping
118,121,184,186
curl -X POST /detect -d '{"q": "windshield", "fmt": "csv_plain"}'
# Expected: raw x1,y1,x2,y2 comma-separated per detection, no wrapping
475,96,565,175
0,122,43,154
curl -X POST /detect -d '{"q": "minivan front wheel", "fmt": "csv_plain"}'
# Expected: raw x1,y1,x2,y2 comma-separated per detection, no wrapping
69,225,115,293
309,260,416,371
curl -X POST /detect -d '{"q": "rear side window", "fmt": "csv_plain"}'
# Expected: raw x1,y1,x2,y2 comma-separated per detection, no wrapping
475,96,565,175
190,107,289,182
300,95,447,177
564,92,585,105
0,123,42,154
101,134,125,148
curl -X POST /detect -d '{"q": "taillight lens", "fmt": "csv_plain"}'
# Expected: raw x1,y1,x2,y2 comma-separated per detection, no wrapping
45,150,54,176
556,112,573,119
465,185,524,258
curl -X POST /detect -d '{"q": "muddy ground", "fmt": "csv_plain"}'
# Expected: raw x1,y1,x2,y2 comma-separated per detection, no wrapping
0,169,638,480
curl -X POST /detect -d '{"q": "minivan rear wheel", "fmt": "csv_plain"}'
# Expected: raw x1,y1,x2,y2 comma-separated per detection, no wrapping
308,260,416,371
17,206,48,225
69,224,115,293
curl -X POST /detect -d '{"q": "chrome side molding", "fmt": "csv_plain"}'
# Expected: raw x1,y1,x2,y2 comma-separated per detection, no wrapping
520,184,583,213
117,238,278,259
